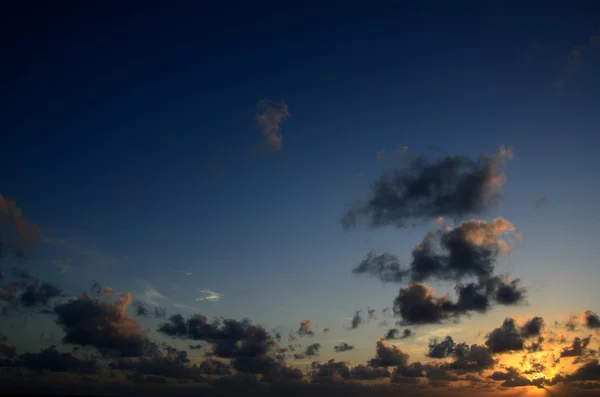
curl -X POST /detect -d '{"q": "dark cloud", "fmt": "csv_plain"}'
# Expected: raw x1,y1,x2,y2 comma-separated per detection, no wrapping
426,336,456,359
394,362,425,378
262,365,303,383
489,367,544,388
231,356,279,375
350,311,363,329
520,316,544,338
563,359,600,381
393,283,456,325
492,278,526,305
54,292,156,357
353,218,519,287
19,281,62,308
0,273,63,315
561,335,592,358
350,364,390,380
342,147,514,229
304,343,321,357
584,310,600,329
0,332,6,342
484,318,525,354
189,344,203,350
385,328,413,340
333,342,354,353
133,300,166,319
297,320,315,337
352,252,408,283
158,313,275,359
4,345,100,374
310,359,351,382
448,343,496,372
368,308,376,320
368,339,409,368
198,358,232,377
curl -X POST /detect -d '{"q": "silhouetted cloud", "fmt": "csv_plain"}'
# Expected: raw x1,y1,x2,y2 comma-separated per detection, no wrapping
350,364,390,380
392,283,455,325
426,336,456,359
54,292,156,357
350,311,363,329
368,339,409,368
305,343,321,357
385,328,413,340
158,313,276,361
256,99,290,151
489,366,543,388
342,147,514,229
561,335,592,358
584,310,600,329
352,251,408,283
520,316,544,338
484,317,543,354
333,342,354,353
448,343,496,372
3,345,99,373
297,320,315,337
310,359,350,382
133,300,166,319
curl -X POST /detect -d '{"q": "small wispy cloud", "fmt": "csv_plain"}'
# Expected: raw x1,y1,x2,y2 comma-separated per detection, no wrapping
553,27,600,89
196,288,223,302
256,99,290,151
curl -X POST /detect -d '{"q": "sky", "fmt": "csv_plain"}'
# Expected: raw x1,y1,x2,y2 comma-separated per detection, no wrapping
1,1,600,396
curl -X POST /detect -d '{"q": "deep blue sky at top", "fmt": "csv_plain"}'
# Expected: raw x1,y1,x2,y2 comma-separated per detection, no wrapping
1,1,599,339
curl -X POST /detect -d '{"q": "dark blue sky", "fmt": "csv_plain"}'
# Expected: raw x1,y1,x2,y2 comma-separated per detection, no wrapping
1,0,600,368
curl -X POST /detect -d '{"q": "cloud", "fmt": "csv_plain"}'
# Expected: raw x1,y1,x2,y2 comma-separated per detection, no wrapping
54,292,156,357
350,310,363,329
489,366,543,388
532,195,547,208
560,335,593,358
333,342,354,353
133,300,167,319
310,359,351,382
196,288,223,302
0,194,40,258
376,149,385,162
157,313,276,359
385,328,413,340
392,283,456,325
584,310,600,329
298,320,315,337
352,251,408,283
0,273,63,315
426,336,456,359
484,317,545,354
353,218,522,296
4,345,99,374
350,364,390,380
323,328,330,335
368,339,409,367
342,146,514,229
305,343,321,357
256,99,290,151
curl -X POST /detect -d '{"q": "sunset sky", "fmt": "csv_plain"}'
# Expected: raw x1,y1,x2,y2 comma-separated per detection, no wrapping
1,1,600,396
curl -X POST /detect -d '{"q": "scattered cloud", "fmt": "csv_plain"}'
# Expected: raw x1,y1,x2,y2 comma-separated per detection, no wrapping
333,342,354,353
297,320,315,337
196,288,223,302
0,194,40,258
532,194,547,208
342,146,514,229
256,99,290,151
